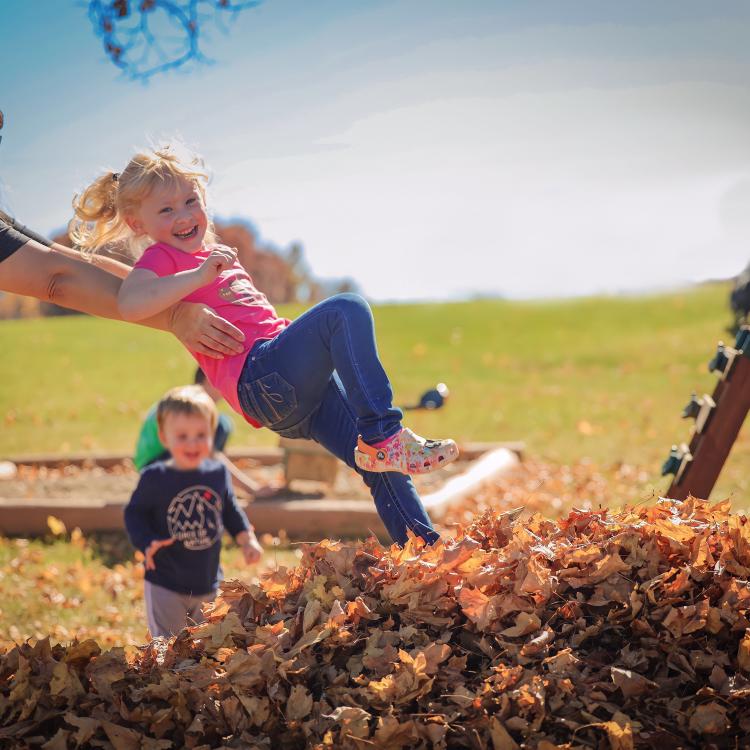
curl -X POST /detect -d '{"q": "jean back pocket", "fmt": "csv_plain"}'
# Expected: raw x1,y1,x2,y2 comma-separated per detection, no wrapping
240,372,298,428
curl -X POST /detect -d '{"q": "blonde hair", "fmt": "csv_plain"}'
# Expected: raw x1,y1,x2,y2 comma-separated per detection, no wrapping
156,385,218,434
70,143,213,258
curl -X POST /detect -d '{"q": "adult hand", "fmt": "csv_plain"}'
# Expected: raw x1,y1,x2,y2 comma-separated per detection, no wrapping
144,537,176,571
170,302,245,359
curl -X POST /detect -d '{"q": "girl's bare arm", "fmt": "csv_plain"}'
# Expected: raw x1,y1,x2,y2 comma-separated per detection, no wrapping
117,267,207,321
117,246,236,322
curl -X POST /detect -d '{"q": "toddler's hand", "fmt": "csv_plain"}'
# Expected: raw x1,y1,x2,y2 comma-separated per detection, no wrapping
197,246,237,284
241,533,264,565
144,537,175,571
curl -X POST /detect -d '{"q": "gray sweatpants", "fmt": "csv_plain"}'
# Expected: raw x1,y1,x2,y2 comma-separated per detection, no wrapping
144,580,215,638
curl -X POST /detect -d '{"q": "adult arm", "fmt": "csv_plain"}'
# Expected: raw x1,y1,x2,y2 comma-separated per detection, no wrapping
0,237,245,357
50,241,132,279
2,210,136,281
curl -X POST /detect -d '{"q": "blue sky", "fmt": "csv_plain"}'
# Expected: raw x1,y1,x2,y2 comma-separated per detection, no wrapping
2,0,750,300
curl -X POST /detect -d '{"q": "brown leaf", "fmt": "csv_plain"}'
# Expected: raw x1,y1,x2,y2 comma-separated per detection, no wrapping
738,630,750,673
501,611,541,637
64,713,99,744
489,717,519,750
688,702,731,736
286,684,313,721
611,667,657,698
596,720,634,750
101,720,141,750
41,729,69,750
323,706,371,739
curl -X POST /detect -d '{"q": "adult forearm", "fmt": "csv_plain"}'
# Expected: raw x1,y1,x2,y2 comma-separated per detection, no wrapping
0,238,246,355
0,237,175,329
51,242,132,279
0,238,123,318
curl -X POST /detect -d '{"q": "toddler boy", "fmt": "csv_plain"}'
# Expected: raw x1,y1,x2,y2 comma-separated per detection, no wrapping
125,385,263,638
133,367,280,499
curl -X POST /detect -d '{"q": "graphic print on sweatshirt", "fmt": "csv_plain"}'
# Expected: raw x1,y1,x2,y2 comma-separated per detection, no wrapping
166,485,223,550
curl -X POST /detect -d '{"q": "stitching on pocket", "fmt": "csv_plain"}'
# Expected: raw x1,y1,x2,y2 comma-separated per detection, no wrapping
252,373,297,427
239,381,265,425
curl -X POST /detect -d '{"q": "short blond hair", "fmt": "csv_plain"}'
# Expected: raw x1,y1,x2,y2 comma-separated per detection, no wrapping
156,385,218,433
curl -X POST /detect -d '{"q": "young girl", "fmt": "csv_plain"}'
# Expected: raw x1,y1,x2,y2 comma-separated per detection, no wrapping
71,145,458,546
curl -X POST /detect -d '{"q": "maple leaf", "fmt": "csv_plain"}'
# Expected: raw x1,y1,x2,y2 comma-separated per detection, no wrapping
286,684,313,721
191,611,243,649
50,660,85,702
458,586,497,631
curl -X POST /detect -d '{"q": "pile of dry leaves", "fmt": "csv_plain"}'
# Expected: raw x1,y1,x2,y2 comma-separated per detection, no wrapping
2,496,750,749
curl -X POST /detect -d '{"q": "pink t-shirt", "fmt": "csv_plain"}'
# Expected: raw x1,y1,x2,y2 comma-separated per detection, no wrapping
134,242,290,426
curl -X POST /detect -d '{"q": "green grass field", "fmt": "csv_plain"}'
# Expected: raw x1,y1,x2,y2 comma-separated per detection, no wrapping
0,531,299,648
1,283,747,499
2,284,749,646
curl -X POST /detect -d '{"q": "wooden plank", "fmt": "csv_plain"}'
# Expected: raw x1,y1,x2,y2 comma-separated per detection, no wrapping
1,447,284,468
667,350,750,501
0,448,520,540
1,442,524,469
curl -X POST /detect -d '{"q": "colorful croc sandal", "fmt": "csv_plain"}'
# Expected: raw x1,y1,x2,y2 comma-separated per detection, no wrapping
354,427,459,475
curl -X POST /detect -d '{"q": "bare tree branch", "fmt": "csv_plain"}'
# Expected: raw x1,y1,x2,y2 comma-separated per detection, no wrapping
87,0,262,80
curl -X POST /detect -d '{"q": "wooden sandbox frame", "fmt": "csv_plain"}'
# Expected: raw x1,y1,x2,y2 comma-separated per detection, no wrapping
0,443,521,540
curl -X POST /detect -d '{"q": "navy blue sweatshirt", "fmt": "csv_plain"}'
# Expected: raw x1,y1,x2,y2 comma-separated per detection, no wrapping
124,459,251,596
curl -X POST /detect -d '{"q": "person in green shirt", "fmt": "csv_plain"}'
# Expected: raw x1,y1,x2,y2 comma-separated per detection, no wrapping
134,367,280,499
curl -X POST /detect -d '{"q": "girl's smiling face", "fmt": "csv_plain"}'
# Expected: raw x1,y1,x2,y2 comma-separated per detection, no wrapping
127,176,208,253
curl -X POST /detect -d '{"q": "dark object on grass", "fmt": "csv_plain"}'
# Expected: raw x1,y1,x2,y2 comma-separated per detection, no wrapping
401,383,450,412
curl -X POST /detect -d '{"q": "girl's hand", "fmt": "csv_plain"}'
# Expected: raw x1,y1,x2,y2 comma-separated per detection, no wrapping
197,246,237,284
144,537,176,571
170,303,245,358
240,533,263,565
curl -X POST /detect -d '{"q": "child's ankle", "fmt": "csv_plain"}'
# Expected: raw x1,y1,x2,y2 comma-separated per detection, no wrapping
368,428,402,449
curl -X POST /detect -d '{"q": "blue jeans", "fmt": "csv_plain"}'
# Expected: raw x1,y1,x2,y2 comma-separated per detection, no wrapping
237,293,439,546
